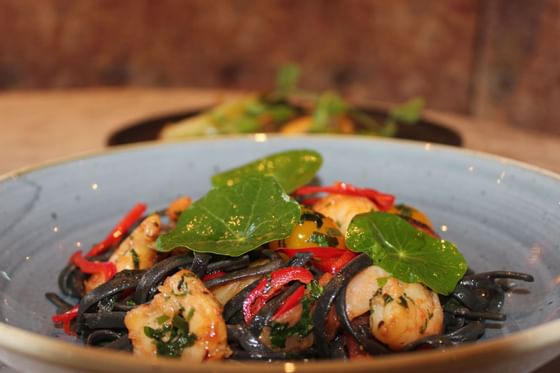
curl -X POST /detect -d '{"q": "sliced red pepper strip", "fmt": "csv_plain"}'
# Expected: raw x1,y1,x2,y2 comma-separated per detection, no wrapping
51,304,79,335
330,250,358,273
278,247,357,274
272,284,305,320
243,266,314,324
201,270,226,282
293,182,395,211
312,252,356,274
71,251,117,281
86,203,147,257
312,257,339,273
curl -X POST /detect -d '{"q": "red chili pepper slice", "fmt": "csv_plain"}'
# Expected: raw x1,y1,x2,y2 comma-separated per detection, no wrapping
277,247,357,274
243,267,314,324
51,304,79,335
272,285,306,320
201,270,226,282
71,251,117,281
330,250,358,273
293,182,395,211
86,203,147,257
312,257,340,273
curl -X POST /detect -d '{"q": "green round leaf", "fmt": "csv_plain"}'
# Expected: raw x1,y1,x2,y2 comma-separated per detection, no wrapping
346,212,467,295
157,175,301,256
211,149,322,193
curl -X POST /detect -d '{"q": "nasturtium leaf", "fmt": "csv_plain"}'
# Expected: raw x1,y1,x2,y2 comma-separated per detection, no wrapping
156,175,301,256
345,212,467,295
211,149,322,193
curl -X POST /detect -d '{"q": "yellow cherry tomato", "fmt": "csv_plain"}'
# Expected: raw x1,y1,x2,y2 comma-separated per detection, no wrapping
273,209,345,249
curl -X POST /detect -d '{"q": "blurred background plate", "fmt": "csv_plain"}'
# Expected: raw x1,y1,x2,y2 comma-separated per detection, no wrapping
107,106,463,147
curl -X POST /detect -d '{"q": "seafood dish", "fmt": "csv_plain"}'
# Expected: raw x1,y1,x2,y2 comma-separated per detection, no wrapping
48,149,533,361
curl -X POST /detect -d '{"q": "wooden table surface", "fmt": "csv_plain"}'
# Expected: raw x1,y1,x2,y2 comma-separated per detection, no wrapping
0,88,558,372
0,88,559,176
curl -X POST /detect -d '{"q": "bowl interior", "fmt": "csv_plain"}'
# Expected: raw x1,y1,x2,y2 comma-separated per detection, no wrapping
0,135,559,350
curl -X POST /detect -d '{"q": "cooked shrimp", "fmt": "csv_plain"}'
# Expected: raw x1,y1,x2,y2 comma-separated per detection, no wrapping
344,265,443,350
125,269,231,361
313,194,378,233
84,215,160,292
369,276,444,350
166,196,192,222
345,265,389,320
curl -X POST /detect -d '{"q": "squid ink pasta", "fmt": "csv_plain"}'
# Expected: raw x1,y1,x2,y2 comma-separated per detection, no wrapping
47,150,533,362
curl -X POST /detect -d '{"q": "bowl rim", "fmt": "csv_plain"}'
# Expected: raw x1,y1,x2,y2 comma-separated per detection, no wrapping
3,134,560,183
1,134,559,371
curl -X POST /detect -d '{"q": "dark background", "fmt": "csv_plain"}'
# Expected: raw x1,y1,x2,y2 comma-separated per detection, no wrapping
1,0,559,134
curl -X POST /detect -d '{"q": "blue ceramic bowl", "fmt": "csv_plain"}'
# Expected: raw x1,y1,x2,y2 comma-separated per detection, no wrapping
0,135,559,372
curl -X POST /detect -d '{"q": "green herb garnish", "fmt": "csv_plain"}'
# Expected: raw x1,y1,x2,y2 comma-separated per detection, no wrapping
346,212,467,295
130,248,140,269
394,204,414,218
309,231,339,247
144,313,197,358
173,274,189,296
269,296,314,348
185,308,195,322
211,149,322,193
307,280,323,300
157,175,301,256
300,211,324,227
376,277,389,287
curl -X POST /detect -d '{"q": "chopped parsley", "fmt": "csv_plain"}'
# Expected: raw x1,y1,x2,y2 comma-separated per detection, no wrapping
269,296,313,348
144,313,197,358
130,248,140,269
376,277,389,287
420,317,428,334
300,211,324,228
307,280,323,300
185,307,195,322
394,204,414,218
398,295,408,308
309,231,339,247
173,274,190,296
383,293,393,305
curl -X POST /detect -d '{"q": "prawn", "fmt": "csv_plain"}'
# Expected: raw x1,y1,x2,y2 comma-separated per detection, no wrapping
125,269,231,361
344,265,444,351
84,215,160,292
313,194,377,233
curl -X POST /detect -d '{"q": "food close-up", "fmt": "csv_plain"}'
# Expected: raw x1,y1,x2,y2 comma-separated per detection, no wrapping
48,150,533,361
1,2,560,373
